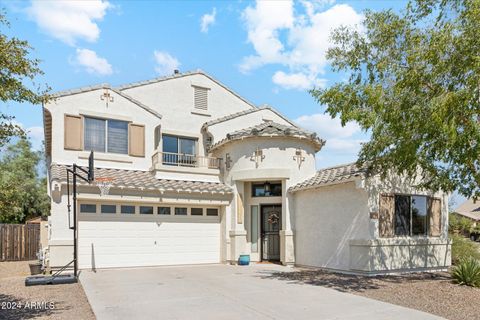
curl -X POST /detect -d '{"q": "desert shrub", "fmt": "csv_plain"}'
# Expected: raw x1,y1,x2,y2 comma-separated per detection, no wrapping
451,257,480,287
449,213,473,235
451,234,480,265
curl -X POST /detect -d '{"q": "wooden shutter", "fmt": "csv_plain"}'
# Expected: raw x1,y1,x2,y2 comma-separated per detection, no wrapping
128,124,145,157
64,114,83,150
193,86,208,110
428,197,442,237
379,194,395,237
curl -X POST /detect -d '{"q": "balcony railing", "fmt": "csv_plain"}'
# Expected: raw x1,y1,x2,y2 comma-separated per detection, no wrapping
152,151,221,169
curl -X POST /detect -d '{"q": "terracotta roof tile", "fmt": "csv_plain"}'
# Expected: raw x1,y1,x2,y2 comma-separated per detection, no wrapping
202,105,296,129
289,162,365,192
50,164,232,195
209,121,325,152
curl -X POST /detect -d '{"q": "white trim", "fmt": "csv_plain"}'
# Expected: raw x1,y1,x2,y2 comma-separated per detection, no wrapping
231,168,290,181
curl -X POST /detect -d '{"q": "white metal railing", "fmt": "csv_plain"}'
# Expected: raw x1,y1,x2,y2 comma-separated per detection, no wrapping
152,151,221,169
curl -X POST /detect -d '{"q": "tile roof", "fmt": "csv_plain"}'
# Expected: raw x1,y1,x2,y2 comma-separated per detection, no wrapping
455,199,480,221
202,105,296,129
289,162,365,192
50,164,232,195
51,84,162,119
209,121,325,152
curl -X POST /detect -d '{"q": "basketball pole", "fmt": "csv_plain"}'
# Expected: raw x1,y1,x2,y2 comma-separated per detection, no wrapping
66,151,94,279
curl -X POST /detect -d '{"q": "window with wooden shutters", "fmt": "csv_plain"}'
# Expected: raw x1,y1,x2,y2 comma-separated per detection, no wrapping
193,86,208,110
428,198,442,237
379,194,395,237
64,114,83,150
380,194,441,238
128,123,145,157
83,116,128,154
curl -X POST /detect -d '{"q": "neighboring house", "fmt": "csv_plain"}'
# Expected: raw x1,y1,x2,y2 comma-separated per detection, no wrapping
455,199,480,226
43,70,451,274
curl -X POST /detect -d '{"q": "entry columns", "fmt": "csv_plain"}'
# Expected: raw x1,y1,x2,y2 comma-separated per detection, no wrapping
281,179,295,265
229,181,247,264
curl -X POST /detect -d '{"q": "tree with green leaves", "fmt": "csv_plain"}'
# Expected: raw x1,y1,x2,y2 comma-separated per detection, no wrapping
0,10,49,146
311,0,480,197
0,138,50,223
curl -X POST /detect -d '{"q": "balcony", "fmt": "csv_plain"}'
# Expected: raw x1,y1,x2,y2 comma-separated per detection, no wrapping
151,151,222,178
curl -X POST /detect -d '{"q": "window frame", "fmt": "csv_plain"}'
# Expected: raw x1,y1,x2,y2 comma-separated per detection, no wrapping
100,204,117,214
83,116,129,155
80,204,97,214
158,206,171,215
174,207,188,216
206,208,219,216
139,206,154,215
120,205,136,214
191,208,204,216
251,182,282,197
393,194,429,237
162,134,197,155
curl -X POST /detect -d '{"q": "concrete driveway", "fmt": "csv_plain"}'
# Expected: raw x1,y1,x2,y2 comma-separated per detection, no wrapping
80,264,443,320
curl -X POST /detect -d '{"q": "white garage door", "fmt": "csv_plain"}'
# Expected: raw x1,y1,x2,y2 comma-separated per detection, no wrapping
78,218,221,269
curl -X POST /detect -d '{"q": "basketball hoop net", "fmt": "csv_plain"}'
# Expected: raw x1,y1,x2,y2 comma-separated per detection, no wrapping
95,177,114,196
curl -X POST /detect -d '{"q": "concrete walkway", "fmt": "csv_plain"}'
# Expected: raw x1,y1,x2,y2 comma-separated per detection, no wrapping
80,264,444,320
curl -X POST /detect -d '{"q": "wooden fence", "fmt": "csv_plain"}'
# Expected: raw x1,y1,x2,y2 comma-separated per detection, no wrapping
0,224,40,261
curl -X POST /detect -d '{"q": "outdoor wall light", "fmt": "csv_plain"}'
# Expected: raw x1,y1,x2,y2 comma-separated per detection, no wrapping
264,181,271,193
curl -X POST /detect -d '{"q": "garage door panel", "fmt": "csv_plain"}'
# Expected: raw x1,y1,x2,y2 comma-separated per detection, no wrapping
78,221,220,269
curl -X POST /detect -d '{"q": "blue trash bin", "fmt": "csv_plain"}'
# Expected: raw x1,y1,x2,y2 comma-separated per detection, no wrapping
238,254,250,266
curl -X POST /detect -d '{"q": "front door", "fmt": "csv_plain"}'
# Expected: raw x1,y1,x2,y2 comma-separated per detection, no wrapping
261,205,281,261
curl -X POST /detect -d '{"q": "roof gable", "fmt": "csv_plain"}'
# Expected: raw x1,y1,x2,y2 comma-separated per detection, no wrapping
117,69,257,109
51,84,162,119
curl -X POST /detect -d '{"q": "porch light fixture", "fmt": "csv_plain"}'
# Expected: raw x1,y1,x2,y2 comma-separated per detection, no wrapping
264,181,271,193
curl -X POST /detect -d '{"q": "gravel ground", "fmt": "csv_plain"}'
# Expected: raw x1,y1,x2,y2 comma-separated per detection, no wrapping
265,269,480,320
0,261,95,320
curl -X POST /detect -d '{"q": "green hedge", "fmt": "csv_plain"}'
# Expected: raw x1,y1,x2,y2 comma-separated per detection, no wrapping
451,234,480,265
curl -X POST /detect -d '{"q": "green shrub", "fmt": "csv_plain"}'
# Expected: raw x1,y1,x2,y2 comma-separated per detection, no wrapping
451,234,480,265
449,213,473,235
451,257,480,287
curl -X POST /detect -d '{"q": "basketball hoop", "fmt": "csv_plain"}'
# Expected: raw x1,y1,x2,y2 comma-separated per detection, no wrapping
95,177,114,196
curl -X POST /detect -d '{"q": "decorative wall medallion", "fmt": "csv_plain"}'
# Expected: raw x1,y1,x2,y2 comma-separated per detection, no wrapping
100,89,114,107
293,149,305,169
225,153,232,170
250,147,265,168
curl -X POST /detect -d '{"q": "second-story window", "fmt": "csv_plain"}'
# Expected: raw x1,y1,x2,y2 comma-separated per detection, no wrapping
162,134,197,166
84,117,128,154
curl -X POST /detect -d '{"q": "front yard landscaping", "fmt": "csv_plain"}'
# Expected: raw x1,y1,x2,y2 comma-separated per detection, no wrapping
266,269,480,320
0,261,94,320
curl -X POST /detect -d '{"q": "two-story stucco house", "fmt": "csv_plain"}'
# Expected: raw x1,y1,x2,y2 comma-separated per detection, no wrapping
43,70,451,274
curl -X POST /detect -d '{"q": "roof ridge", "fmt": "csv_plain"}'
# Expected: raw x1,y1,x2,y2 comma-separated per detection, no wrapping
316,162,361,172
52,83,111,97
203,105,298,129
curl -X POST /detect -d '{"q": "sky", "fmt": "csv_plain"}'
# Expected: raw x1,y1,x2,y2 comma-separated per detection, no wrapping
0,0,466,206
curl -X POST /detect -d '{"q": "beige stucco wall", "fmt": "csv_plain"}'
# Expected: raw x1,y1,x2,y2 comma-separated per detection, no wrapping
292,173,451,274
212,137,318,264
45,89,160,171
122,73,254,147
293,182,371,270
